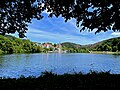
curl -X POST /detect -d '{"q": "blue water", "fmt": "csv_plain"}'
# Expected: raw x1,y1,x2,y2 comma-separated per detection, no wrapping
0,53,120,78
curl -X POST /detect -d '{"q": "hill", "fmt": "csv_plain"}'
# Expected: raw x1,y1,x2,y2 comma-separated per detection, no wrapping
61,42,89,53
0,35,120,54
61,42,81,49
85,37,120,52
61,37,120,52
0,35,43,54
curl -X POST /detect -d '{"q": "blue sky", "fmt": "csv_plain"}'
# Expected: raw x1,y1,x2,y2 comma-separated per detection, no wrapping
16,13,120,45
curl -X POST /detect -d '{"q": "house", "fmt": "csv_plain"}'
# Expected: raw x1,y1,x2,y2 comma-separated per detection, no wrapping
42,43,52,48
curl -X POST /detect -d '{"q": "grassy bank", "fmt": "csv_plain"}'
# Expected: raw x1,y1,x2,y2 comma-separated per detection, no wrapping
0,71,120,89
90,51,120,55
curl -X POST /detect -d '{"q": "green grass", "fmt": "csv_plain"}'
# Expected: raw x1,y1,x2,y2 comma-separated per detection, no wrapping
0,71,120,89
90,51,120,55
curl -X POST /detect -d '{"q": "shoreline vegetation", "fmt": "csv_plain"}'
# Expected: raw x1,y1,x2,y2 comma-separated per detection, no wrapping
0,71,120,89
89,51,120,55
0,35,120,55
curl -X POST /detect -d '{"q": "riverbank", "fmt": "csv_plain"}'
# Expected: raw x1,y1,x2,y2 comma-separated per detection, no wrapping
0,71,120,89
90,51,120,55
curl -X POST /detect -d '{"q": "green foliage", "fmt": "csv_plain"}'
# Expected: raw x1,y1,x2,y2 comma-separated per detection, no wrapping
0,49,3,54
0,35,43,54
0,35,120,54
61,42,89,53
92,37,120,52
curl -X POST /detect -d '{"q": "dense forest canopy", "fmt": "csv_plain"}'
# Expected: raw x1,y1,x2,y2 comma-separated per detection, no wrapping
0,0,120,37
0,35,44,54
94,37,120,52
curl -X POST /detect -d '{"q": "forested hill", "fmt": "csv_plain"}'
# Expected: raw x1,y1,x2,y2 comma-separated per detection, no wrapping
61,42,81,49
0,35,120,54
0,35,43,54
61,42,89,53
85,37,120,52
61,37,120,52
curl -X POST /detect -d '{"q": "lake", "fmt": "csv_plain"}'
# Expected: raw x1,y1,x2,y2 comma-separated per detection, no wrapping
0,53,120,78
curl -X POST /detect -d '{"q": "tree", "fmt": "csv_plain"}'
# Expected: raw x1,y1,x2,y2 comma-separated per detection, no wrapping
0,35,46,54
0,0,120,37
118,43,120,51
112,46,118,52
0,0,43,38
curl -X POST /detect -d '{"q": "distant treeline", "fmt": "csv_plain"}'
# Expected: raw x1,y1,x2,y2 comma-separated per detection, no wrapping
0,35,45,54
61,42,89,53
0,35,120,54
0,35,90,54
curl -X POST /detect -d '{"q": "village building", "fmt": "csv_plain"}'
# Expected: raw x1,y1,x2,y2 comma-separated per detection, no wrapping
42,43,53,48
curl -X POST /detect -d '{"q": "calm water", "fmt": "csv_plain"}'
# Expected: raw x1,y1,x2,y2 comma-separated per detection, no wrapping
0,53,120,78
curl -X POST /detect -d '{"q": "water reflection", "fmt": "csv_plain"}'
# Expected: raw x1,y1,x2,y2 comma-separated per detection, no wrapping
112,54,120,58
0,55,4,68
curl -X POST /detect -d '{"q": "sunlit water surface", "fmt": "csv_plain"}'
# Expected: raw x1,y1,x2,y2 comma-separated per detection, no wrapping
0,53,120,78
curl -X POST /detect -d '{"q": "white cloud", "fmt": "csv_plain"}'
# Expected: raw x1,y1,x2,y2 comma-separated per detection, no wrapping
26,27,95,45
67,19,97,35
27,16,114,45
111,32,120,36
